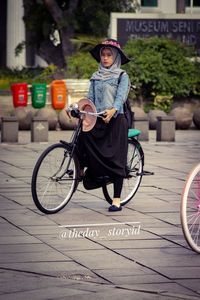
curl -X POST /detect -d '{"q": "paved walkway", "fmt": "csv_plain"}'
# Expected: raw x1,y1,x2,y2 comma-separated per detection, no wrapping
0,129,200,300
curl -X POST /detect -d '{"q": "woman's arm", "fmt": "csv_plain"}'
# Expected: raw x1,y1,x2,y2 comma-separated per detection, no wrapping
87,80,95,103
113,73,130,112
103,73,130,123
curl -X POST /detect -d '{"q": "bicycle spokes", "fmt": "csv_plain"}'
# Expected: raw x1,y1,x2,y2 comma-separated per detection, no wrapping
181,164,200,253
32,143,79,214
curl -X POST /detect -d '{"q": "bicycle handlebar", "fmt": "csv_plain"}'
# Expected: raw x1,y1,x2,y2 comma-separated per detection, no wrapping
66,104,106,119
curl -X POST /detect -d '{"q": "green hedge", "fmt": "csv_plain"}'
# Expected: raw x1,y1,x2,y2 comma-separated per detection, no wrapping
123,37,200,102
66,52,98,79
0,65,57,90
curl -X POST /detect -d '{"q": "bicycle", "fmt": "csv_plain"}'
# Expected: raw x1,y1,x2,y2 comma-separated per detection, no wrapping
31,100,149,214
180,163,200,253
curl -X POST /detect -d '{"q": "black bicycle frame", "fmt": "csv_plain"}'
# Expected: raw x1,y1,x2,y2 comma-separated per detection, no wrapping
58,116,83,180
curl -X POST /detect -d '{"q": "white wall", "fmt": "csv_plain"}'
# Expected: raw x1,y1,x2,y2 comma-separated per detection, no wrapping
6,0,26,68
160,0,176,14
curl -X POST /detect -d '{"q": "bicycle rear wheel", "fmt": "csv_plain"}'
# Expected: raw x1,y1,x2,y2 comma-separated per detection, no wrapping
31,143,80,214
181,163,200,253
102,139,144,206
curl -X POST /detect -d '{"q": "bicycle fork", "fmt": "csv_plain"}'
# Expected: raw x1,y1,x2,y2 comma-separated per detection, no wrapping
58,119,82,180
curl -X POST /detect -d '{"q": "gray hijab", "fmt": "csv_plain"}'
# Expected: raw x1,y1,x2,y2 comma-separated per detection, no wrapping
91,47,124,81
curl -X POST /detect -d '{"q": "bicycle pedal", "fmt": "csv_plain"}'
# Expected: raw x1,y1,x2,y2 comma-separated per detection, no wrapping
137,171,154,176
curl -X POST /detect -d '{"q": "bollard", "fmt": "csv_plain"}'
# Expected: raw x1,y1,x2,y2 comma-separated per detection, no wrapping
31,117,48,142
1,117,18,143
156,116,175,142
133,116,149,141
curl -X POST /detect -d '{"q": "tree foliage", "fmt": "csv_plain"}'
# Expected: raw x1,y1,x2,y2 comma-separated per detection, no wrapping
21,0,138,73
66,52,98,79
123,37,200,101
75,0,138,37
23,0,79,72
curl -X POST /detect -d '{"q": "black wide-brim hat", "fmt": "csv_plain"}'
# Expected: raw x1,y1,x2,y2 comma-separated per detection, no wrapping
90,39,130,65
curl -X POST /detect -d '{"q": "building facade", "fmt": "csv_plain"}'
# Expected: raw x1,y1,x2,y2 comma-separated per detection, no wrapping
139,0,200,14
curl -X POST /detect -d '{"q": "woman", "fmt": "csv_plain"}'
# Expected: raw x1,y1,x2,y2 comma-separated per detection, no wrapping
79,38,130,212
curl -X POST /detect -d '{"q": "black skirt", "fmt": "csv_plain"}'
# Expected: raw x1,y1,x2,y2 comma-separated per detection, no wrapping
78,114,128,178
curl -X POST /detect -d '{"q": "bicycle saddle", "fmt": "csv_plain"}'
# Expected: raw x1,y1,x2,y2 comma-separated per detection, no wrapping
128,128,141,138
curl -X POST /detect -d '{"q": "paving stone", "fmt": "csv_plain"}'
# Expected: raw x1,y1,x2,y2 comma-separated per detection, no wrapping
116,247,200,268
65,249,138,270
0,223,27,236
0,261,87,276
21,225,62,235
105,274,171,285
0,269,77,294
176,279,200,293
0,286,91,300
1,212,56,226
147,212,181,226
98,239,175,250
0,243,53,254
0,199,24,210
0,250,70,263
0,235,41,245
153,266,200,279
34,233,105,251
94,266,156,279
1,130,200,299
55,287,200,300
119,283,200,298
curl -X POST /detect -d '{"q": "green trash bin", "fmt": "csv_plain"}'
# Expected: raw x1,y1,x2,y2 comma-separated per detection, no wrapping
31,83,47,108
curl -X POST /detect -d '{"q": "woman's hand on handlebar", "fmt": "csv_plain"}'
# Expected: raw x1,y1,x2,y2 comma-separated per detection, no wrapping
103,108,117,123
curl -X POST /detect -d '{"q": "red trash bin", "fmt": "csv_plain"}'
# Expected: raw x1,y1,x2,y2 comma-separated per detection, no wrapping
11,83,28,107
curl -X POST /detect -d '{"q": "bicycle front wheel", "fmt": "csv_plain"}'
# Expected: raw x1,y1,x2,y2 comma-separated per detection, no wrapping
181,163,200,253
102,139,144,206
31,143,80,214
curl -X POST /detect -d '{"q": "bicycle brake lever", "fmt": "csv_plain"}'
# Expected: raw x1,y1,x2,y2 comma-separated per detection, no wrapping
97,111,106,118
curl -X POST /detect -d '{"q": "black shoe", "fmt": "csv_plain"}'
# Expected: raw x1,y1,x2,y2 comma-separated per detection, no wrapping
108,205,122,212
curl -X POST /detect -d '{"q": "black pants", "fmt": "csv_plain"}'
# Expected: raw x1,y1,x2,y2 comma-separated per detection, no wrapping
113,176,124,198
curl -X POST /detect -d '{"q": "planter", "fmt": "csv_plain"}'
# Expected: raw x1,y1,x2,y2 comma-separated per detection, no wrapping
148,109,167,130
58,109,77,130
12,107,33,130
193,107,200,129
36,107,58,130
169,107,193,129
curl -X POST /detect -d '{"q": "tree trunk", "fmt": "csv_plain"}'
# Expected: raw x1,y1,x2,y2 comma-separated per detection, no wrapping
43,0,79,69
176,0,185,13
38,40,63,67
23,0,79,72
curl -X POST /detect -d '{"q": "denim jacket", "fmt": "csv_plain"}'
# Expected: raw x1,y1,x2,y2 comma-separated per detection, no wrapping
87,72,130,115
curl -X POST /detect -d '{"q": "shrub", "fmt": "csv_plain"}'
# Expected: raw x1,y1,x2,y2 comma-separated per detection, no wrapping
123,37,200,103
66,52,98,79
0,67,53,90
144,94,173,113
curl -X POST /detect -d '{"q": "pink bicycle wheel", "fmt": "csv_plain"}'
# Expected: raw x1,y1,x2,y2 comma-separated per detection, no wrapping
181,163,200,253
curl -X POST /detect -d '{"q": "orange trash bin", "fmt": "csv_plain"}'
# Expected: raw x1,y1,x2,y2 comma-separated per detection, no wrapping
51,80,67,109
11,83,28,107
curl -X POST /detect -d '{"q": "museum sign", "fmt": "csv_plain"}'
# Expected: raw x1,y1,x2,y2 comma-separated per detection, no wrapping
111,14,200,55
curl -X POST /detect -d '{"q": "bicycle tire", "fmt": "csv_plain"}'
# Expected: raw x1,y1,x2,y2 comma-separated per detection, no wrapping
102,139,144,206
180,163,200,253
31,143,80,214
